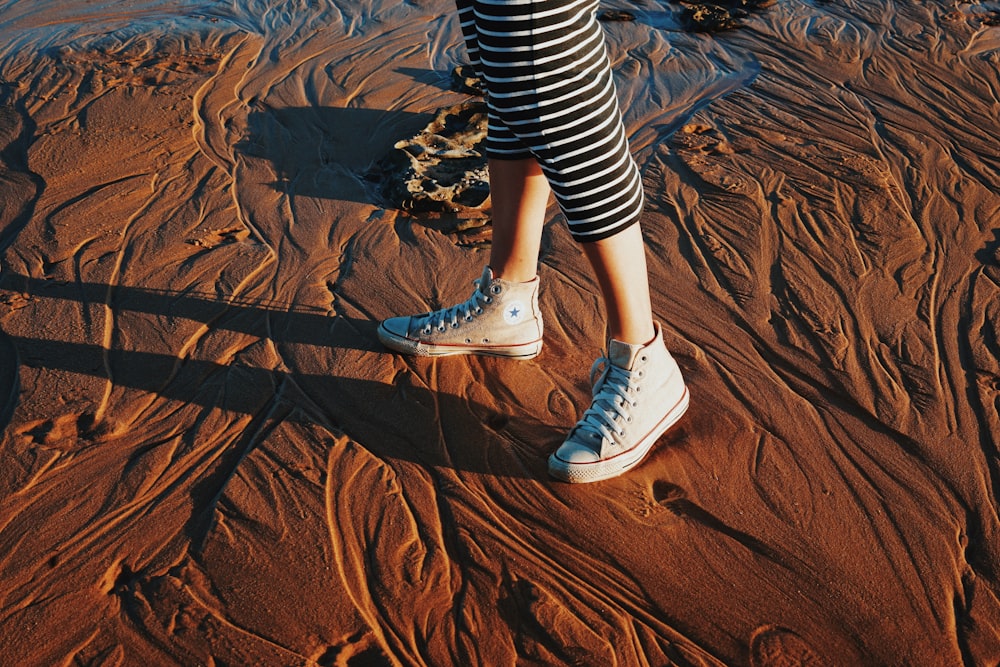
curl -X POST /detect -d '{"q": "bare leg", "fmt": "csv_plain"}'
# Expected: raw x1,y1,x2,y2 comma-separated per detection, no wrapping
581,223,656,346
488,157,550,283
489,157,654,345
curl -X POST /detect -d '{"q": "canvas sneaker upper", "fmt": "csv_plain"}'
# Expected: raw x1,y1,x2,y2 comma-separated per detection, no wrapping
549,322,689,482
378,265,543,358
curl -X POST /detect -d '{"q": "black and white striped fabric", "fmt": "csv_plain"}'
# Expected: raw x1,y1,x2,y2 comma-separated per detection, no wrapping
455,0,644,242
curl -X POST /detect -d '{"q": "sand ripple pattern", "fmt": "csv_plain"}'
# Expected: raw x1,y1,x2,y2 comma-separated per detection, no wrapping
1,0,999,664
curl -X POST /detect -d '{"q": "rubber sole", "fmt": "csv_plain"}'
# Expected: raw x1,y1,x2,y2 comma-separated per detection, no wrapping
547,387,690,483
377,322,542,359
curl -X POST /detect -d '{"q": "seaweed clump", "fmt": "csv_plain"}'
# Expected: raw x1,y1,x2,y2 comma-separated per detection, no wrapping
367,100,493,245
674,0,777,32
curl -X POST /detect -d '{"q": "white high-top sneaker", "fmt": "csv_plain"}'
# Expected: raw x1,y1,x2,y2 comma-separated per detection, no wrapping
549,322,688,482
378,266,543,358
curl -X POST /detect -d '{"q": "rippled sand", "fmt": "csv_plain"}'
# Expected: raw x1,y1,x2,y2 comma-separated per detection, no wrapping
2,0,1000,664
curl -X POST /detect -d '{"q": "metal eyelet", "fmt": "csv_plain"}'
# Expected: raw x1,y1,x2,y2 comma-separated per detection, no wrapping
437,325,446,332
451,322,460,328
491,285,501,294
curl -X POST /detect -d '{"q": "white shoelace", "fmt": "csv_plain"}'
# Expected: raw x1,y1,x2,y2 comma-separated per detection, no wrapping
418,279,496,334
575,357,637,443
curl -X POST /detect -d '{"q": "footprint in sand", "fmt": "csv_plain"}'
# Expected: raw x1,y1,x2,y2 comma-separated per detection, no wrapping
976,229,1000,284
652,480,687,511
750,625,824,667
185,226,250,249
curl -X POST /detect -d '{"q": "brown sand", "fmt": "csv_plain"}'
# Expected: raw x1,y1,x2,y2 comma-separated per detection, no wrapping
2,0,1000,664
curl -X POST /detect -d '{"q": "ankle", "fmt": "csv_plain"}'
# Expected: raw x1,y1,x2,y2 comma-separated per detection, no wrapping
608,322,656,347
487,260,538,284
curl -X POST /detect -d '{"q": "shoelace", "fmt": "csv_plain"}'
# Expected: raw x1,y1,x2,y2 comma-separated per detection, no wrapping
575,357,637,443
418,279,496,334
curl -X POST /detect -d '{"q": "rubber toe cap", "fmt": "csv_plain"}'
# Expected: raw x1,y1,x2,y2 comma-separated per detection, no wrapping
379,316,411,340
552,437,601,464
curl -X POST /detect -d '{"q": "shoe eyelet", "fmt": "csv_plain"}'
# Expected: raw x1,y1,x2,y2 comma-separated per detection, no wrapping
484,297,492,304
422,328,431,335
465,338,472,344
491,285,501,294
451,322,460,328
437,325,446,332
641,355,647,362
465,315,473,322
483,338,490,343
475,307,483,314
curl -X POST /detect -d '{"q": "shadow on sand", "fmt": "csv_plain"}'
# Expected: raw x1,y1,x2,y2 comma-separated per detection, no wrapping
0,272,557,480
235,104,435,204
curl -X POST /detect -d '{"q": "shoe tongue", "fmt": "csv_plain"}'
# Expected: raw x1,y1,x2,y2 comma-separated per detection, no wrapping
608,338,642,370
477,265,496,294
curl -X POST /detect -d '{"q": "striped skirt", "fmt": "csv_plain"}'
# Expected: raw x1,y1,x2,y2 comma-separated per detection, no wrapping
455,0,645,242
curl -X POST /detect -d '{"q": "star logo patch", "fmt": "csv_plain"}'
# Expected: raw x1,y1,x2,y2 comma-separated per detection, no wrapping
503,300,526,325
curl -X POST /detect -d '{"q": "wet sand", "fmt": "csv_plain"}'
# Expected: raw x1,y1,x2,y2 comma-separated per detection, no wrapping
1,0,1000,664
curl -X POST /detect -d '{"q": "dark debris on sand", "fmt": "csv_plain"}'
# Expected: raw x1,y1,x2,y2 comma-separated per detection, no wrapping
599,10,637,22
366,100,493,245
982,9,1000,26
672,0,777,32
450,64,484,96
